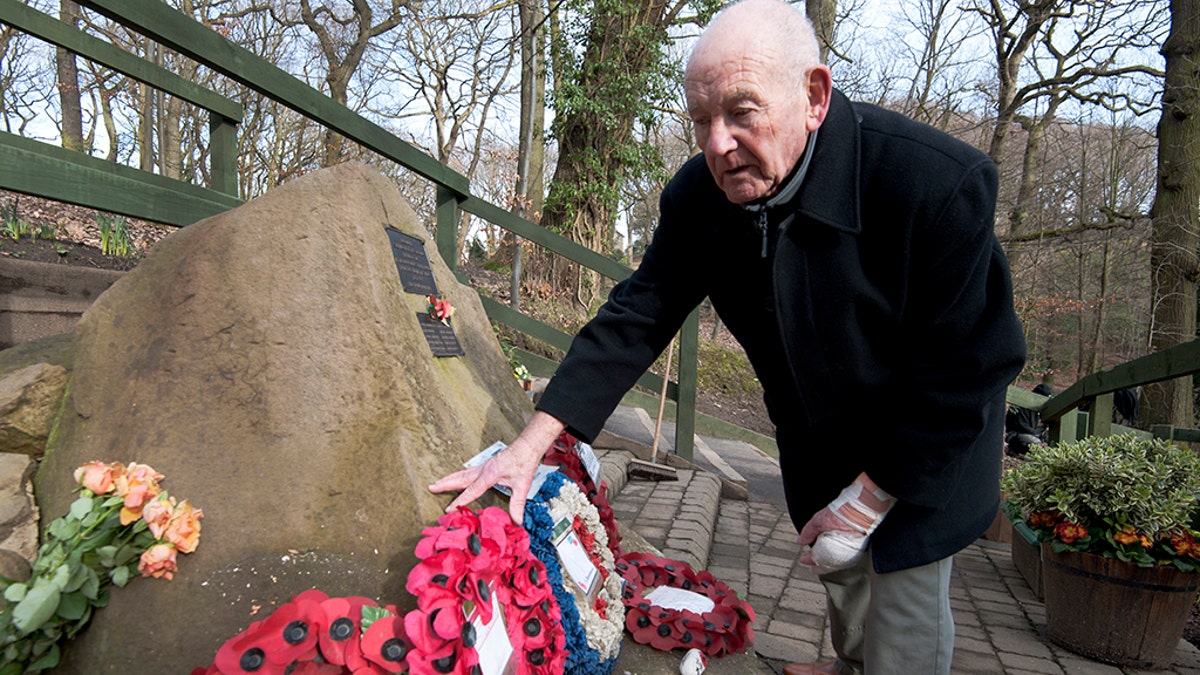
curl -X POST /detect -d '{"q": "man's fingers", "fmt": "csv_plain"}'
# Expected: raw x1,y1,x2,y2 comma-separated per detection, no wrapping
446,479,490,513
509,493,526,526
428,466,481,493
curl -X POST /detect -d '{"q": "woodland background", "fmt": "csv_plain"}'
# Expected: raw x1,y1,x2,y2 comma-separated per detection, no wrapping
1,0,1194,431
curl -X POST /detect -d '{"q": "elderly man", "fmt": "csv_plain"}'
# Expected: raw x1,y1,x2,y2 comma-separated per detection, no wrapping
431,0,1026,672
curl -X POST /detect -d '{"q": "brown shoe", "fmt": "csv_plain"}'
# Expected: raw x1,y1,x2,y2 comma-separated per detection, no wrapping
782,661,843,675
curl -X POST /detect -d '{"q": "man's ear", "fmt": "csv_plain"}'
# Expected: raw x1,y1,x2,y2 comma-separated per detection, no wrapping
805,65,833,132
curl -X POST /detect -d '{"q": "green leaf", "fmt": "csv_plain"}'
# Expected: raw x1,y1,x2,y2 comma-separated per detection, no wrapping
96,546,118,568
49,565,70,591
12,581,61,635
55,590,88,621
3,583,27,603
68,497,93,521
62,564,88,594
50,518,79,542
110,565,130,588
112,545,138,568
80,567,100,601
361,604,393,632
0,662,25,675
27,642,60,671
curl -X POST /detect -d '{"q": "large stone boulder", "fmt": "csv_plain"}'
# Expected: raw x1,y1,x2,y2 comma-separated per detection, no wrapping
33,163,534,672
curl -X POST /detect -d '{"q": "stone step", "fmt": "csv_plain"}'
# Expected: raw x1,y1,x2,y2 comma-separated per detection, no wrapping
596,447,723,574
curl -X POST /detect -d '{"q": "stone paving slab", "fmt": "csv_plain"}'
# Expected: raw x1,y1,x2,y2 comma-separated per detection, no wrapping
596,406,1200,674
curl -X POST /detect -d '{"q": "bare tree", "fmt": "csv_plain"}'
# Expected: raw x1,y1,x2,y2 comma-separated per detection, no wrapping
271,0,413,166
1145,0,1200,428
56,0,85,152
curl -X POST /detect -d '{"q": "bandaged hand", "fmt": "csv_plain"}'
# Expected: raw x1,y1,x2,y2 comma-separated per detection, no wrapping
799,472,895,571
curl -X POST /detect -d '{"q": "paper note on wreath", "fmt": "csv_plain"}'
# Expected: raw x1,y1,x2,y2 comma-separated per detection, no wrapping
644,585,716,614
552,517,599,598
465,441,559,500
467,587,514,675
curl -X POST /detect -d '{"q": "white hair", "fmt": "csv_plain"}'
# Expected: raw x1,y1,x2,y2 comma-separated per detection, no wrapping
690,0,822,93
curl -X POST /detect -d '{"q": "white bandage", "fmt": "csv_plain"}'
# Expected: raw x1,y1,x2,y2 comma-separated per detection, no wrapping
810,473,895,571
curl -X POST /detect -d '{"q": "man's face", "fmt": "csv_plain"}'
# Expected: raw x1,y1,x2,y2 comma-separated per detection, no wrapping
685,49,819,204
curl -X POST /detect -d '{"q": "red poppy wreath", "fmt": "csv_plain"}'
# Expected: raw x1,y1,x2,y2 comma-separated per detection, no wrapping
195,506,566,675
617,551,756,658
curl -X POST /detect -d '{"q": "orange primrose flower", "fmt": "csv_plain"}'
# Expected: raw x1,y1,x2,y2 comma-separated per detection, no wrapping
1112,526,1152,548
1027,511,1060,528
1054,521,1088,544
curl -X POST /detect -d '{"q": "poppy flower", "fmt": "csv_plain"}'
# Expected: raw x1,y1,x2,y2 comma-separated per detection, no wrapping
257,594,324,666
290,662,346,674
508,560,552,608
361,614,413,673
407,549,470,599
318,596,377,666
214,620,289,675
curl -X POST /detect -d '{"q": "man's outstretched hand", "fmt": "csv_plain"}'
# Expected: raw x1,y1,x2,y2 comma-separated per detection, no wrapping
427,411,566,525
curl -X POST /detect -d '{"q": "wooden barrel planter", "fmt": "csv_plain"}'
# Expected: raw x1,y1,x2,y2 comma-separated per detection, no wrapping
1042,543,1200,669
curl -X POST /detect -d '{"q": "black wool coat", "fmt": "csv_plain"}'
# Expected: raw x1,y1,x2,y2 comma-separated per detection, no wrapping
537,89,1027,573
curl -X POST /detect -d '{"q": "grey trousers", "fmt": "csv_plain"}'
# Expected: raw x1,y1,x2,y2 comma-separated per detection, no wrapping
818,550,955,674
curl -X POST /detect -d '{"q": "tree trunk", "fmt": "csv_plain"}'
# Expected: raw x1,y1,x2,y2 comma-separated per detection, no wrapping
56,0,84,152
1145,0,1200,428
540,0,677,305
805,0,836,63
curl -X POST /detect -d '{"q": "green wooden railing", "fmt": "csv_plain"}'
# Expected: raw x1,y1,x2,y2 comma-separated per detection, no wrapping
1005,337,1200,445
0,0,702,458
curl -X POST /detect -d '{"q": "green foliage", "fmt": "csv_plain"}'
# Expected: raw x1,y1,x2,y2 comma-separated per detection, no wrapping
0,200,32,241
0,493,152,671
94,213,134,258
1003,435,1200,569
495,327,532,382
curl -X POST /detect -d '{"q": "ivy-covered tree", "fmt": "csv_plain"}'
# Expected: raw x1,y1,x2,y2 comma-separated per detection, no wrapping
537,0,719,306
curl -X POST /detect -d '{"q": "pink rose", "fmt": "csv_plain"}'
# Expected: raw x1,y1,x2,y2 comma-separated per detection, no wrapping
163,500,203,554
142,495,176,539
115,463,164,525
73,461,118,495
139,543,178,580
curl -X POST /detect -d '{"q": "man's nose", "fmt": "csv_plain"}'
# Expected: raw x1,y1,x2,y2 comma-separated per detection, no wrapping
705,118,737,156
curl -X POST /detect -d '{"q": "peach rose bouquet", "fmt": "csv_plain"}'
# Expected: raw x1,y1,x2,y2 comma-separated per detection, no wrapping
0,461,203,671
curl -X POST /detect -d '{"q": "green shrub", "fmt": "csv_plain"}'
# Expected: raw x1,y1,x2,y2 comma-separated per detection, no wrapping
1003,435,1200,568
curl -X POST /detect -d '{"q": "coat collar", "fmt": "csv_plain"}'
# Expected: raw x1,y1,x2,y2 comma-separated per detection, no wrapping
789,88,861,235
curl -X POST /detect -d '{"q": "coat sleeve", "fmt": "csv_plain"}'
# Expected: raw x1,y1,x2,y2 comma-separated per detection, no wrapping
535,178,712,442
863,158,1026,509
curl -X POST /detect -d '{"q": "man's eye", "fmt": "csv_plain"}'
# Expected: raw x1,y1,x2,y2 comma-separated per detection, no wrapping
733,108,754,118
692,117,711,127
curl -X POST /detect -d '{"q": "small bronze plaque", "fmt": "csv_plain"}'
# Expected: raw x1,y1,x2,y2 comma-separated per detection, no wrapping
418,312,465,357
386,227,439,296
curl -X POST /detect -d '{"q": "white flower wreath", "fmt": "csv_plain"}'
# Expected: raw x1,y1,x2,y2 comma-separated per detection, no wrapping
546,478,625,661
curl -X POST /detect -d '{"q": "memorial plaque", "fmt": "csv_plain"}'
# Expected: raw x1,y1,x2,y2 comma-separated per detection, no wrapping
418,312,465,357
386,227,439,296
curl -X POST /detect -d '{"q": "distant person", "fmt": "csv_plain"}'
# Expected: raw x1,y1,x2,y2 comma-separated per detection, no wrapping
428,1,1026,673
1005,383,1051,456
1114,387,1140,427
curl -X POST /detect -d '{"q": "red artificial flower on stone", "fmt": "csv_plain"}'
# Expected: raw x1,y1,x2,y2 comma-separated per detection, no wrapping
257,594,325,666
214,620,291,675
361,614,413,674
1054,521,1089,544
318,596,377,666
